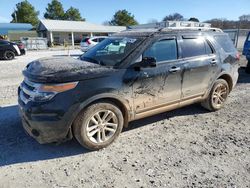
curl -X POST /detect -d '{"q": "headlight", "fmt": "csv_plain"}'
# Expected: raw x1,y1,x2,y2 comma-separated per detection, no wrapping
37,82,78,93
32,82,78,102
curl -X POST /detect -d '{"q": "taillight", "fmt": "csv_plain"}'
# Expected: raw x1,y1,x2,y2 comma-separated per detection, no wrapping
236,52,240,61
18,44,25,49
86,39,91,45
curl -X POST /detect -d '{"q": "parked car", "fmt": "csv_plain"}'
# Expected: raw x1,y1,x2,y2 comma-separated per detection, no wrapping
18,28,239,150
243,31,250,73
80,36,107,52
0,40,21,60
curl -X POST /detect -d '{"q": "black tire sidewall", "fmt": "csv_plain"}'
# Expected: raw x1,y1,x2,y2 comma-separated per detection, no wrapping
74,102,124,150
4,50,15,60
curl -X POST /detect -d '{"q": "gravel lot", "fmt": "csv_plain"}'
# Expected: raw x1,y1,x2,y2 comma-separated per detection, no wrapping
0,51,249,188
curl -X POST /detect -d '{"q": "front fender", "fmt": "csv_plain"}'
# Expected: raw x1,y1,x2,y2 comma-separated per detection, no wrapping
68,93,133,130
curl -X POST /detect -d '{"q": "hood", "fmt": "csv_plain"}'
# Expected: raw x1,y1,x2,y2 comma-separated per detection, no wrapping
23,57,115,83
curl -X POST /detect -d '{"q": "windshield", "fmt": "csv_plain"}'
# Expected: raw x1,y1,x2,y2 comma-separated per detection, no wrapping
80,37,143,67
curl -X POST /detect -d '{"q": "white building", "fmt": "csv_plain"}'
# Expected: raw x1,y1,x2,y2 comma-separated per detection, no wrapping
37,19,126,46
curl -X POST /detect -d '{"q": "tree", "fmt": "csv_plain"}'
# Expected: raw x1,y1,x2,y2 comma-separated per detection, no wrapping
44,0,64,20
188,17,200,22
163,13,184,21
64,7,85,21
110,9,138,26
103,21,111,26
239,14,250,21
11,0,39,26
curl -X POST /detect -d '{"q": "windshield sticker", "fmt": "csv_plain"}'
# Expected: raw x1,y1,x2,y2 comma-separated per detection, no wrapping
122,38,137,43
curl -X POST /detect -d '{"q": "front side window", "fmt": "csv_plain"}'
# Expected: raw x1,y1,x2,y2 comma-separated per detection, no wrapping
181,37,212,58
143,39,177,62
80,37,143,67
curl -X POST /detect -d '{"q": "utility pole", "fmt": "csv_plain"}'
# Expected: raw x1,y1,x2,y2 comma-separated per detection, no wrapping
235,20,241,48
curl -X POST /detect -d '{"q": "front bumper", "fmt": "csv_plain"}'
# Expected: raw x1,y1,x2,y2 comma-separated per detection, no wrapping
19,108,70,144
18,87,77,144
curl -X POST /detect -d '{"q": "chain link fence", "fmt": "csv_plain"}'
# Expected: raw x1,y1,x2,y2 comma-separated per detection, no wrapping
20,37,48,50
224,29,250,50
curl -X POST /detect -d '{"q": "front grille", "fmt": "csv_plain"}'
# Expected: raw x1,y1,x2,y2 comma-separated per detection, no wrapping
20,79,39,104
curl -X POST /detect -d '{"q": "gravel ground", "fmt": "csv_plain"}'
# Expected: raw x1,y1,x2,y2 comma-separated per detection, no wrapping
0,51,249,188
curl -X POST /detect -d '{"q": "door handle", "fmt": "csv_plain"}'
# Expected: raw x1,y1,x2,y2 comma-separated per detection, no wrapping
210,59,217,65
169,67,181,73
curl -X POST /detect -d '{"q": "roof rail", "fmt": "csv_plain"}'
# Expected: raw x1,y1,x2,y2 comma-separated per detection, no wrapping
162,27,223,32
128,21,223,32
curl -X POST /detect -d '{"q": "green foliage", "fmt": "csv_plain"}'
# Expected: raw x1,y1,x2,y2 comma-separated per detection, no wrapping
110,9,138,26
11,0,39,26
188,17,200,22
44,0,65,20
44,0,85,21
64,7,85,21
163,13,184,21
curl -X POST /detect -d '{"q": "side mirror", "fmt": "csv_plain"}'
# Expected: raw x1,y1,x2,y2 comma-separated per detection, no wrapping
140,57,157,68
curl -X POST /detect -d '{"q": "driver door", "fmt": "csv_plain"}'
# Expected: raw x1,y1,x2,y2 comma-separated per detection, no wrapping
132,37,183,114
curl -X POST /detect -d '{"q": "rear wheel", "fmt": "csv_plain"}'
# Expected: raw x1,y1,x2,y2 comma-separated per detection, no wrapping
201,79,229,111
73,101,124,150
3,50,15,60
246,61,250,74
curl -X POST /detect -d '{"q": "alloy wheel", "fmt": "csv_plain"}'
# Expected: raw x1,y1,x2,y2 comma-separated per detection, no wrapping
212,83,228,108
86,110,118,143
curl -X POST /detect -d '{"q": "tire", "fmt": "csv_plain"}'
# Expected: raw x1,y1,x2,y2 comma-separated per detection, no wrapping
201,79,229,111
246,61,250,74
73,101,124,150
3,50,15,60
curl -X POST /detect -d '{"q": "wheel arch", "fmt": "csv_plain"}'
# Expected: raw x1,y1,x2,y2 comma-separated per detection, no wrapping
203,72,234,100
217,73,233,92
72,93,132,129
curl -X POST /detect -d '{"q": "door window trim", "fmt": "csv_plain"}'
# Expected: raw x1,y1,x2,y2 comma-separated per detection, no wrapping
142,36,179,64
179,36,216,60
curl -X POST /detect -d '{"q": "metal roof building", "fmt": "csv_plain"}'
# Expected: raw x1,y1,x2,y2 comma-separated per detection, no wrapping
0,23,33,35
37,19,126,46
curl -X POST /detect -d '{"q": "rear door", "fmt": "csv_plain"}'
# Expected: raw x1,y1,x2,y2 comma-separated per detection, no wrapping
180,36,220,99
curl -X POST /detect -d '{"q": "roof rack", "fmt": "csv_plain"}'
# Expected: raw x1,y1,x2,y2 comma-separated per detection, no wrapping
162,27,223,32
128,21,223,33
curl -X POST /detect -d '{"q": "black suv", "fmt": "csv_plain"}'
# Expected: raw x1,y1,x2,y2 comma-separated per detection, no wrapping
18,28,239,150
0,40,21,60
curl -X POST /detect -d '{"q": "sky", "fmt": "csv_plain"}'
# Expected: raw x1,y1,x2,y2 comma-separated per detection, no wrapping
0,0,249,24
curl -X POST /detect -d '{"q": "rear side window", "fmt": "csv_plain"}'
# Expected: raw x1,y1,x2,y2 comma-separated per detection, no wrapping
214,35,236,53
92,38,98,42
181,38,212,58
143,39,177,62
82,38,89,42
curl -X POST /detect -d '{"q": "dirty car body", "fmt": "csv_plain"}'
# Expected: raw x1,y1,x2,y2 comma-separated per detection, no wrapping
18,29,239,148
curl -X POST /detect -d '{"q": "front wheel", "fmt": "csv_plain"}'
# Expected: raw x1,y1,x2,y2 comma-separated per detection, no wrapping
201,79,229,111
73,101,124,150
